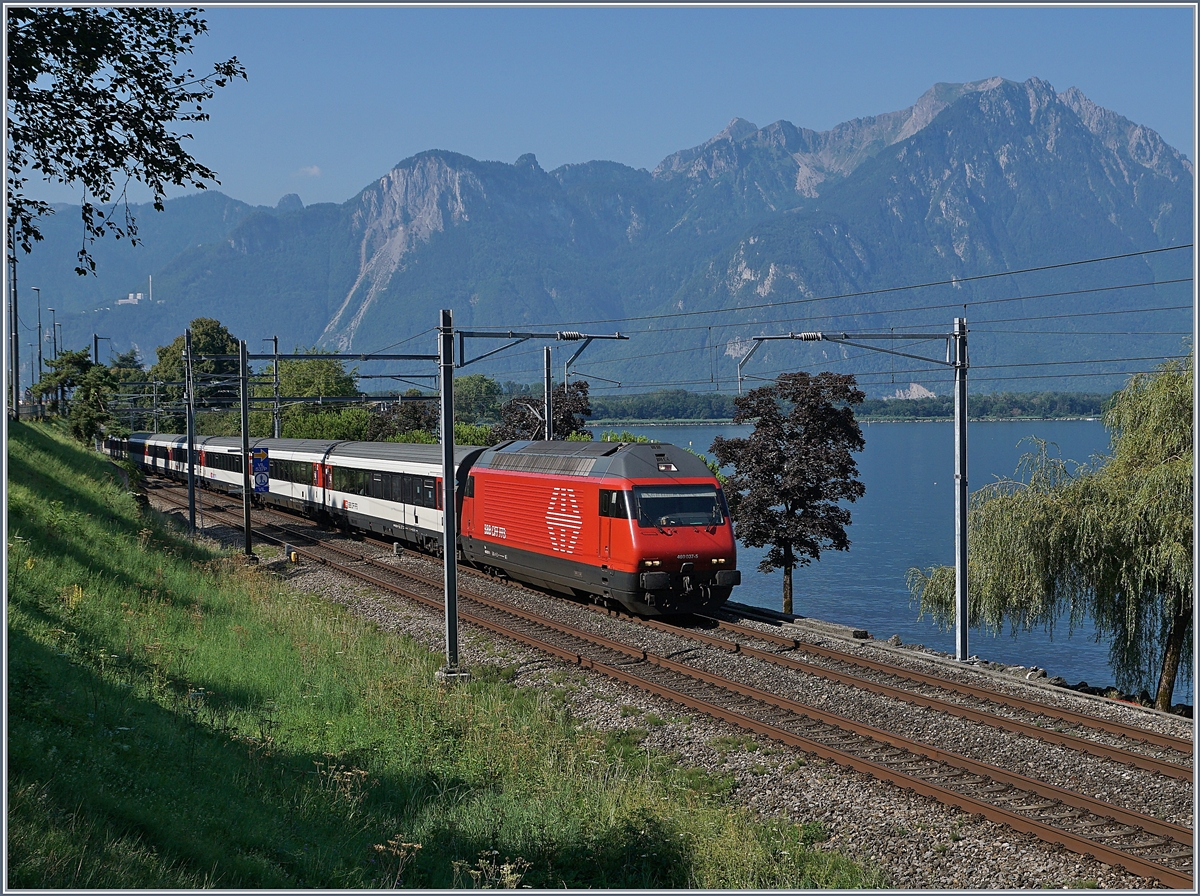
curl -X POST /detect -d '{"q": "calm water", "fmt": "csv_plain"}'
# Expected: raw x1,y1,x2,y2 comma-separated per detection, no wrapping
609,419,1192,702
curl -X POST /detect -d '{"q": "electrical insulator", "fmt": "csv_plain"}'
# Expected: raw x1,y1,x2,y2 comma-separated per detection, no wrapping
557,331,585,341
796,332,823,341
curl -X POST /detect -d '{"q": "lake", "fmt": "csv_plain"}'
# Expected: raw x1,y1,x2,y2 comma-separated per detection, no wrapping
605,418,1191,703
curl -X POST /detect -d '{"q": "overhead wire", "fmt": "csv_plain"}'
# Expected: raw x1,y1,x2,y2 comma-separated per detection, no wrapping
303,247,1192,398
455,244,1192,331
451,275,1191,376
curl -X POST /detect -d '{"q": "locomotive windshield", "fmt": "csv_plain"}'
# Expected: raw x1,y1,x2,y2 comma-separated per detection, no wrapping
632,486,725,528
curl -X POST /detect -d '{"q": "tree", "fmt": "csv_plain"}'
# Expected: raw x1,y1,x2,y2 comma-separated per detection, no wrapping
148,318,240,430
490,381,593,442
455,374,503,424
711,372,866,615
277,350,358,399
102,347,147,431
6,7,245,272
68,364,119,443
908,358,1193,710
364,390,439,442
268,350,362,437
34,347,93,407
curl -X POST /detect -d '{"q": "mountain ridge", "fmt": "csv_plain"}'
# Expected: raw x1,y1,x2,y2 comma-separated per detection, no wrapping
22,76,1191,395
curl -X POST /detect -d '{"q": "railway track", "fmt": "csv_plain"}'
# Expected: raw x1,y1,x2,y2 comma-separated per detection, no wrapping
149,480,1194,888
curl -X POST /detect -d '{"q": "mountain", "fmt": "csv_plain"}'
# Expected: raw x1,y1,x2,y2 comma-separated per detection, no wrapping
25,77,1192,395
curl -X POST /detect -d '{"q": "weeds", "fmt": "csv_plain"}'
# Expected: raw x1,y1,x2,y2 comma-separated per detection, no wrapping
370,837,421,888
452,850,531,889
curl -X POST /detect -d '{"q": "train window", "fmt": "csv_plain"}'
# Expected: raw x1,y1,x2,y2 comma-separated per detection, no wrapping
599,490,629,519
421,479,436,508
370,472,385,499
400,475,413,505
632,486,723,528
337,467,368,496
464,475,474,499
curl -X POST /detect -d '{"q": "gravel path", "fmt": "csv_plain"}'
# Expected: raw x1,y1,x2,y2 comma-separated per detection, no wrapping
158,498,1193,889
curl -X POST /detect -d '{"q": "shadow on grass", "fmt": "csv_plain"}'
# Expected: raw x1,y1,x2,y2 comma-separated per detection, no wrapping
8,628,467,888
9,628,706,889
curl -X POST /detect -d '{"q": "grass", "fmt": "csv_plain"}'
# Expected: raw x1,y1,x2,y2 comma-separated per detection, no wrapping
7,420,889,888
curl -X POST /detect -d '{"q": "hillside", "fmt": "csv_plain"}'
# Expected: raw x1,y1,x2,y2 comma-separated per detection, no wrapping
22,76,1192,395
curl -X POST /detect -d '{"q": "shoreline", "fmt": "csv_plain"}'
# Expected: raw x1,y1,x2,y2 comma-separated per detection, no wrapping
588,416,1103,426
725,601,1194,717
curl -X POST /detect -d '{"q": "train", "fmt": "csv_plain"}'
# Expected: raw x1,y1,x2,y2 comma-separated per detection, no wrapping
106,433,741,616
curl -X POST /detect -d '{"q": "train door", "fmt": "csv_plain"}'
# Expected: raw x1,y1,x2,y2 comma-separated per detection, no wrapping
313,462,334,508
598,489,614,560
461,475,475,539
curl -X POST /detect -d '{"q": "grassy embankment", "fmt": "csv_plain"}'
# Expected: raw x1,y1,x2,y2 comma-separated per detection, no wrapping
7,420,887,889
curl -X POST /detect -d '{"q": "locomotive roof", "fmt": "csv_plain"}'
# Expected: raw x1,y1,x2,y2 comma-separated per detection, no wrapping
475,440,715,481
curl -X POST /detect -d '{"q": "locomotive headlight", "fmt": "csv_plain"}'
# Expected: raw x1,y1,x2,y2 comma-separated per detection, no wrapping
642,559,661,568
711,558,727,565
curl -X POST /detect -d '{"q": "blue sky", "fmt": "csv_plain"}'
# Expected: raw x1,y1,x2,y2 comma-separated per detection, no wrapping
31,5,1198,209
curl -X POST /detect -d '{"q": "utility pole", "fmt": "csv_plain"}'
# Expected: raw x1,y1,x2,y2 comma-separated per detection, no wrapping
270,336,281,438
185,329,196,534
9,239,19,419
438,308,467,683
739,320,972,661
544,345,553,441
47,307,57,412
952,317,969,662
32,287,41,390
454,329,627,440
54,322,62,407
240,339,253,558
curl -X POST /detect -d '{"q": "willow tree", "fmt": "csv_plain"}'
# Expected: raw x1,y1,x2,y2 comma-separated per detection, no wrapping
908,357,1193,710
711,372,866,615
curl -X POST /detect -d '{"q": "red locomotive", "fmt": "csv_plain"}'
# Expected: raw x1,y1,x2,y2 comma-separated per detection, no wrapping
461,440,739,615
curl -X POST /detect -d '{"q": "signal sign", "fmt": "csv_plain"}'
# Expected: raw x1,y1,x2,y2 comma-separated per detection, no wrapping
251,448,269,493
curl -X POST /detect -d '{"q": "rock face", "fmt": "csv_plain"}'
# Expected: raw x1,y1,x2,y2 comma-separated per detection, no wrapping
321,154,486,349
276,193,304,212
37,77,1191,391
652,78,1006,199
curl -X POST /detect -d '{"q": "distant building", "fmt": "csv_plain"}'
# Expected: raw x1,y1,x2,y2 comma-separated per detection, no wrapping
116,292,145,306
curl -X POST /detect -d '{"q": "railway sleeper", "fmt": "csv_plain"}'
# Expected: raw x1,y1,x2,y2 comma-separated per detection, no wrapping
1085,826,1143,840
1160,849,1195,860
1019,801,1064,812
1122,838,1170,849
1070,818,1128,829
